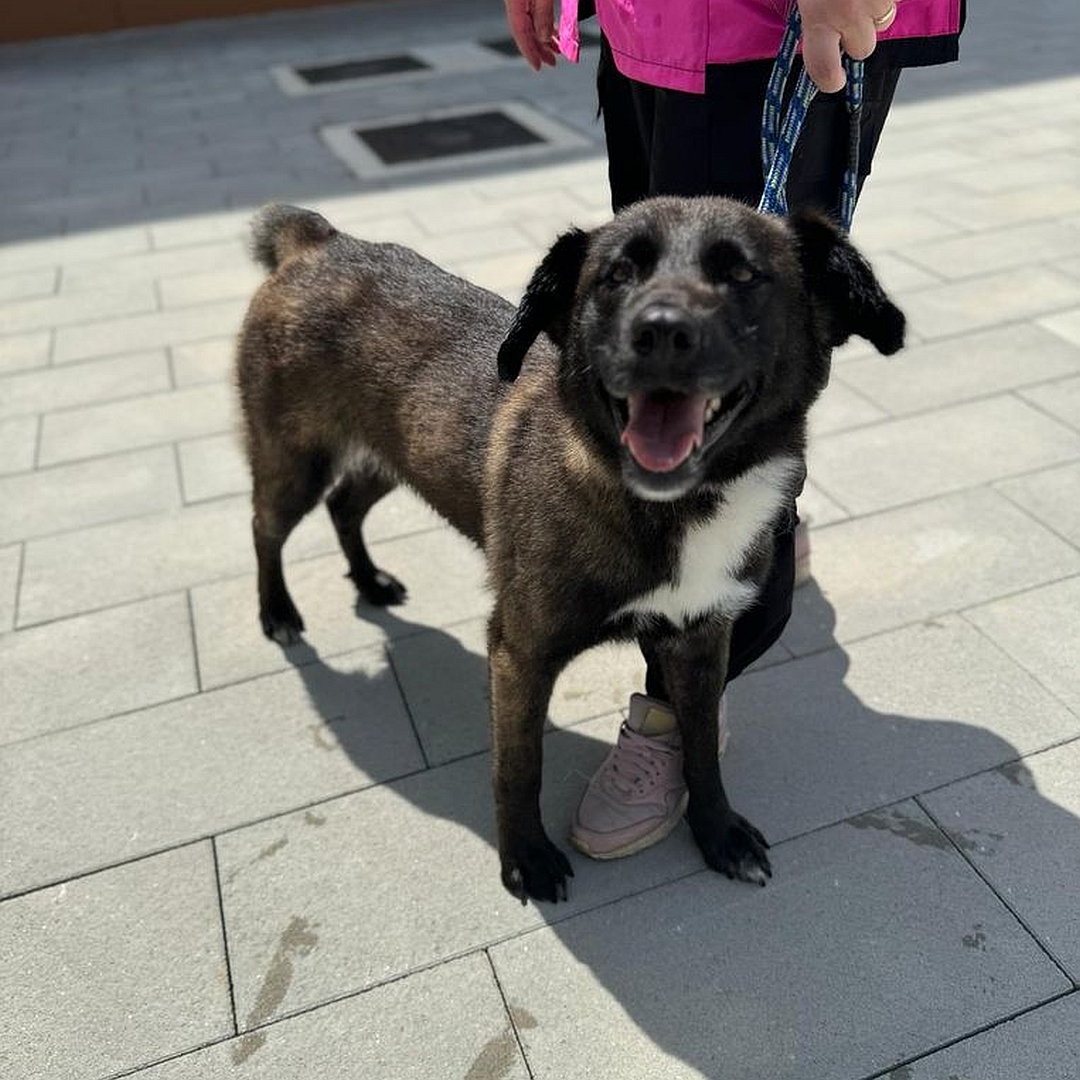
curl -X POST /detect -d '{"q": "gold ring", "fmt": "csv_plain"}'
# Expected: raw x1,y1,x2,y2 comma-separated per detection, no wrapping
872,3,897,27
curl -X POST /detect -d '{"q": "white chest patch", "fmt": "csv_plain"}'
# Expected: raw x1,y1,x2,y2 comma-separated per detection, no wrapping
618,454,804,627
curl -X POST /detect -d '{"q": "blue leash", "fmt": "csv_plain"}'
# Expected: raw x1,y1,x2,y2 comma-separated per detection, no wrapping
758,7,864,234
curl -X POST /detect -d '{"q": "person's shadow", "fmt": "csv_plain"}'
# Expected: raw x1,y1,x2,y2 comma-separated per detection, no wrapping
279,583,1079,1079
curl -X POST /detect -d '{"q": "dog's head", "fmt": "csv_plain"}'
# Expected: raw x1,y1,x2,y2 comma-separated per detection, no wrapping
498,197,904,501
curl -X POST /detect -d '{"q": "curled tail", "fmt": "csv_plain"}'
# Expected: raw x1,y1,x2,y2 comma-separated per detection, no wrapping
250,204,336,272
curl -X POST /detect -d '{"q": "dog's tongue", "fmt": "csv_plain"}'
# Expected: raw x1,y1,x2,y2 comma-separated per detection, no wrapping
621,391,708,473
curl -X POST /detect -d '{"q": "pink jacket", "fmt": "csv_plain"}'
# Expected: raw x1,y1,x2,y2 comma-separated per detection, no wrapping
559,0,962,93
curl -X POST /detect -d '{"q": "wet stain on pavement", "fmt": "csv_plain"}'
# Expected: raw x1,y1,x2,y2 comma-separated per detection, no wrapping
848,808,954,852
304,809,327,826
962,924,988,951
231,915,319,1064
463,1006,538,1079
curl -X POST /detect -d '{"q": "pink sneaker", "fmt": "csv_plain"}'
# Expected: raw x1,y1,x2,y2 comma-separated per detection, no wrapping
569,692,729,860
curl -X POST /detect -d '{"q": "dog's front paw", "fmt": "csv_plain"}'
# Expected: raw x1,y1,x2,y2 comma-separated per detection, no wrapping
689,806,772,886
260,600,305,645
354,568,407,607
500,834,574,905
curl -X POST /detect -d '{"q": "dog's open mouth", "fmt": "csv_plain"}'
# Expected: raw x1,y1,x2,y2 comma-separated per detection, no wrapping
612,384,753,473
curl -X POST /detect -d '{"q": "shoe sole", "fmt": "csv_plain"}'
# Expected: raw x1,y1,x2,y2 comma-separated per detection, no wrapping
568,790,690,861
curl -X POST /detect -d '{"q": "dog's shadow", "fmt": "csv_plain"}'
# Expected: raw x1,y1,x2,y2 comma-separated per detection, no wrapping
283,587,1079,1077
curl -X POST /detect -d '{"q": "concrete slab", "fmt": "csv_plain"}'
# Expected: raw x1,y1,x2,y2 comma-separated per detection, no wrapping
489,802,1069,1080
0,644,422,897
0,592,197,745
725,615,1079,843
0,416,36,475
178,431,249,503
808,395,1080,515
387,617,646,765
1021,373,1080,431
37,382,235,466
129,953,528,1079
0,349,170,421
922,738,1080,980
0,543,20,632
0,843,232,1080
888,994,1080,1079
0,329,50,375
0,445,181,544
781,488,1080,653
190,525,485,690
995,460,1080,548
171,336,235,386
215,712,702,1024
965,576,1080,712
0,279,156,336
835,323,1080,416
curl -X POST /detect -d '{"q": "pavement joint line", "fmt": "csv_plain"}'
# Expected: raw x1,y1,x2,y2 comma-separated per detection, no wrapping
185,587,204,694
916,794,1078,986
210,836,241,1038
857,988,1079,1080
9,539,25,631
1012,381,1080,437
990,469,1080,556
383,639,431,771
30,412,43,470
484,947,537,1080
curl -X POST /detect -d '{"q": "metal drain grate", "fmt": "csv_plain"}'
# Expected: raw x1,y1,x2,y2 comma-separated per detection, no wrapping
293,55,430,86
321,102,591,180
360,110,543,165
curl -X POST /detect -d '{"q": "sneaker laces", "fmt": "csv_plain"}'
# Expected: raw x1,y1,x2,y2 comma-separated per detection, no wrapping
598,724,681,800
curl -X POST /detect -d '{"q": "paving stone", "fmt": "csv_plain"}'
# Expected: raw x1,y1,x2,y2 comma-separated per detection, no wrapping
0,329,50,375
807,377,887,438
0,224,149,272
131,953,528,1079
191,525,485,690
0,279,157,337
1021,372,1080,431
965,576,1080,712
489,802,1069,1080
929,182,1080,233
388,617,645,765
16,494,338,627
18,432,179,539
922,739,1080,980
808,395,1080,515
898,266,1080,340
59,238,249,292
0,416,36,475
158,264,264,308
858,250,941,294
0,543,20,632
0,843,232,1080
780,488,1080,653
147,209,260,250
726,615,1078,843
38,382,235,465
1041,306,1080,348
215,712,702,1023
836,324,1080,416
890,994,1080,1079
0,349,170,421
171,336,235,386
899,218,1080,280
0,645,421,896
178,431,249,502
995,460,1080,549
0,593,197,745
797,478,849,527
449,247,543,303
848,206,963,253
0,266,56,302
52,297,245,364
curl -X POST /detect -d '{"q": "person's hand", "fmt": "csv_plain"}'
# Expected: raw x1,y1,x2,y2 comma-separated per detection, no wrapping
504,0,559,71
797,0,899,92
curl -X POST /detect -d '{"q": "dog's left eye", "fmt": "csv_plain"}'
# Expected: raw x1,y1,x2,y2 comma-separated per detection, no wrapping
729,264,756,285
605,258,635,286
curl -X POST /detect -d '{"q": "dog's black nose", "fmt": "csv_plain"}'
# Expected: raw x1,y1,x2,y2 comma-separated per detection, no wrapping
631,305,699,358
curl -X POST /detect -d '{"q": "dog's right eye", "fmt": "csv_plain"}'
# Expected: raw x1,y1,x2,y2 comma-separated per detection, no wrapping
605,258,635,287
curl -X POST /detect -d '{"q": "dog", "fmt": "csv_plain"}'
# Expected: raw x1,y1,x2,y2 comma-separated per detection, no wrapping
235,198,903,904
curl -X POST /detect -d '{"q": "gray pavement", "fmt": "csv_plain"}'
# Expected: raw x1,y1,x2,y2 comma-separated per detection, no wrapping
1,1,1080,1077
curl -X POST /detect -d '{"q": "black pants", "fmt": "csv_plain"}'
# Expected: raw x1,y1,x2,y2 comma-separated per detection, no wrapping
596,40,901,692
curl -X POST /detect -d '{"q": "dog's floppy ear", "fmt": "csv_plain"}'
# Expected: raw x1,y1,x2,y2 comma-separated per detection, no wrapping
498,227,591,381
789,210,905,356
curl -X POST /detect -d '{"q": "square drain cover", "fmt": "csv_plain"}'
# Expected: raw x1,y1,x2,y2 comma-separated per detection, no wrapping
322,102,590,180
361,110,543,165
294,55,430,86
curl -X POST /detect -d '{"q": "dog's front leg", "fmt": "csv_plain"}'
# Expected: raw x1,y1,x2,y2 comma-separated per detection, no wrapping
488,611,573,904
641,623,772,886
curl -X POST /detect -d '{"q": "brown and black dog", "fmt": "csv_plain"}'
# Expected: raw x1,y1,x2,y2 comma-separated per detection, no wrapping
235,198,903,904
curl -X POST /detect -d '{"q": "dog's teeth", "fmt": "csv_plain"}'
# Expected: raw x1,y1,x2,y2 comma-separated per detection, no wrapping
704,397,722,423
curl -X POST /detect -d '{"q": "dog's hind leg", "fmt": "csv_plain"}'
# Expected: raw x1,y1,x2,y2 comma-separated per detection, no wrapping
326,462,408,606
252,449,331,644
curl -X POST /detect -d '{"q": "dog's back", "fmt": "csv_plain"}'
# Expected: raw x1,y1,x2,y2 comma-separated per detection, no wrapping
237,205,528,544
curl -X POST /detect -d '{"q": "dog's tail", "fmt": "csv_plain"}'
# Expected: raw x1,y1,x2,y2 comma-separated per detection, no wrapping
250,204,336,272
